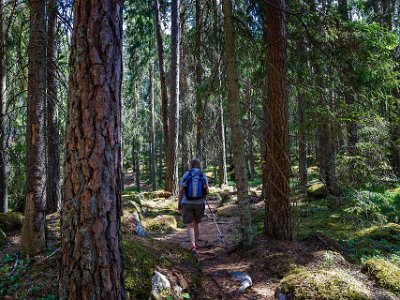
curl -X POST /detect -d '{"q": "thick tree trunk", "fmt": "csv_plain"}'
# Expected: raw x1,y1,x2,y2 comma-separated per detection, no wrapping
21,0,47,254
263,0,292,241
149,66,157,190
154,0,169,153
195,0,203,162
165,0,180,195
0,0,7,213
223,0,253,248
46,0,60,214
59,1,125,298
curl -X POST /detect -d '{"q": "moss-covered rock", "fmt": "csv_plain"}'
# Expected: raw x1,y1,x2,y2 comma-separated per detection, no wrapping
355,223,400,242
0,212,23,233
123,237,203,300
277,269,373,300
362,258,400,294
307,183,327,198
151,190,173,199
261,253,296,279
216,204,237,218
145,215,177,234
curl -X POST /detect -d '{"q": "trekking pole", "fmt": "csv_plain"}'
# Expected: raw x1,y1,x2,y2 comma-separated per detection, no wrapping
205,197,227,248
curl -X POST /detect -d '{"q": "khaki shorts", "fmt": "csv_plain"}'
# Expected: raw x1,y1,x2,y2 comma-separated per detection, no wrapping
182,203,205,224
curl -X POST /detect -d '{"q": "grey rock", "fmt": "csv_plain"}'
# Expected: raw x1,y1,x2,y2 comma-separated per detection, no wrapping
133,212,147,237
231,271,252,293
151,271,171,299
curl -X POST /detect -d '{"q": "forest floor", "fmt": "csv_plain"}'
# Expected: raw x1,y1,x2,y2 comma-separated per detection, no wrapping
1,173,400,299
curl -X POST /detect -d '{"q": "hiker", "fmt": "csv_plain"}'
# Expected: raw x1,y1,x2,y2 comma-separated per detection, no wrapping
178,158,209,253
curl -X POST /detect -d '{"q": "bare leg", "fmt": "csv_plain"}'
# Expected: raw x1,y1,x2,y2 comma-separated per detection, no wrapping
194,221,200,245
187,223,195,248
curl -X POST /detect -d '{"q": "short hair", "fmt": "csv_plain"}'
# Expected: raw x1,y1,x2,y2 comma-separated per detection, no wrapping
190,158,201,169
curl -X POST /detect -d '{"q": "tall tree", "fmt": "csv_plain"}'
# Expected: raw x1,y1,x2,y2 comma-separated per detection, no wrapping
165,0,180,194
59,0,125,298
46,0,60,213
0,0,7,213
149,66,157,190
195,0,204,161
222,0,253,248
154,0,169,154
21,0,47,254
263,0,292,240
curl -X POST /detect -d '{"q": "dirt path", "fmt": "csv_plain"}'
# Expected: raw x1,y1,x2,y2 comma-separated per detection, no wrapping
156,198,277,300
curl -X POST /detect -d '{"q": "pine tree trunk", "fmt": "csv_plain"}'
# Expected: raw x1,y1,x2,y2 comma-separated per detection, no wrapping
149,66,157,190
0,0,7,213
46,0,60,214
246,80,255,180
154,0,169,153
263,0,292,241
217,75,228,187
223,0,253,248
166,0,180,195
180,12,189,173
195,0,203,162
59,0,125,298
21,0,47,254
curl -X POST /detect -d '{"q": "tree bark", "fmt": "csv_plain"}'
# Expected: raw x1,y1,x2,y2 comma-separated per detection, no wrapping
59,0,125,298
21,0,47,254
154,0,169,154
166,0,180,195
223,0,253,248
46,0,60,214
149,66,157,190
0,0,7,213
217,69,228,187
263,0,292,241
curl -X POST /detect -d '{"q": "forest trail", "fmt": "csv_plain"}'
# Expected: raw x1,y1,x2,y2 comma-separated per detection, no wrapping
156,197,279,300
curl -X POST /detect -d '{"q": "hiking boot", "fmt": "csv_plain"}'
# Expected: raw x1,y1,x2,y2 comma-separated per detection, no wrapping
191,245,197,254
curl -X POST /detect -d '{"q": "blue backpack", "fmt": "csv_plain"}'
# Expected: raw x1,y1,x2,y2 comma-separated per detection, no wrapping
184,169,207,200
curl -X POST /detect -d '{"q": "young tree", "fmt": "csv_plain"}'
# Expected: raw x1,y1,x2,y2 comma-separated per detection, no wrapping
21,0,47,254
0,0,7,213
222,0,253,248
149,66,157,190
165,0,180,194
263,0,292,240
46,0,60,213
59,0,125,298
195,0,204,161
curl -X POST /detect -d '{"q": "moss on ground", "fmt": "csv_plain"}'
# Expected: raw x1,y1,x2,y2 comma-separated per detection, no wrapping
144,215,177,234
0,212,22,233
362,258,400,294
123,237,203,299
261,253,296,279
278,268,373,300
307,183,327,198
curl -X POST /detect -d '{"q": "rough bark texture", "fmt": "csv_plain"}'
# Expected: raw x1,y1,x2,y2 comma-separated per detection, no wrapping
149,66,157,190
21,0,47,254
0,0,7,213
154,0,169,153
264,0,292,241
59,0,125,298
223,0,253,248
165,0,180,195
195,0,203,162
46,0,60,214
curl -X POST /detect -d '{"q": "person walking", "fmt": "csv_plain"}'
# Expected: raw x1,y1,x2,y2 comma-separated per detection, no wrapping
178,158,209,253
